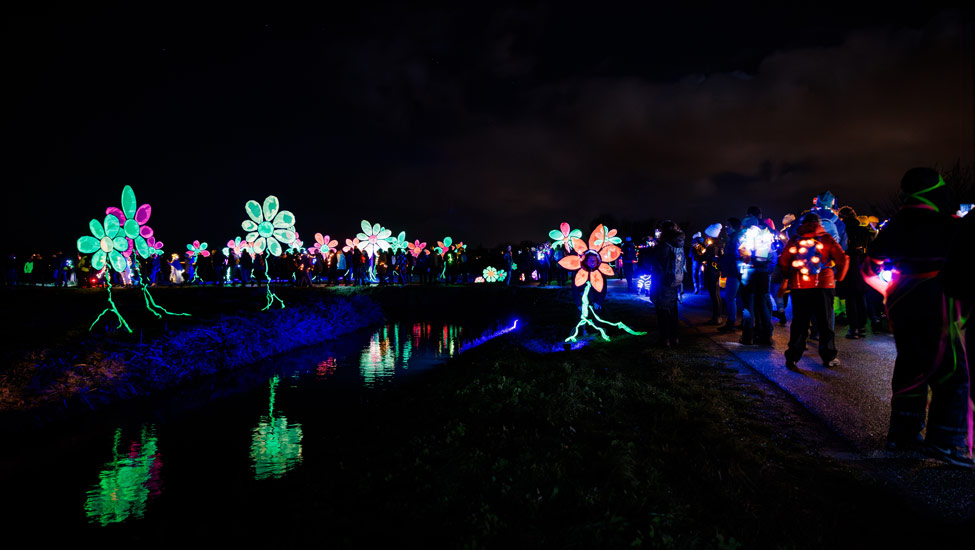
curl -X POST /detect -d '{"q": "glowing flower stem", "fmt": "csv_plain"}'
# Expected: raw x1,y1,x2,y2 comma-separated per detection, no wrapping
564,282,646,343
262,267,286,310
588,306,646,336
90,280,133,333
133,262,190,318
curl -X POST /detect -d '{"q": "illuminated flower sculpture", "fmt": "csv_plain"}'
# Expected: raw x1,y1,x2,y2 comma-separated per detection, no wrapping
408,239,427,258
557,224,645,343
482,266,506,283
242,195,297,309
389,231,409,254
309,233,338,256
550,222,583,252
78,186,189,332
356,220,392,282
342,237,360,253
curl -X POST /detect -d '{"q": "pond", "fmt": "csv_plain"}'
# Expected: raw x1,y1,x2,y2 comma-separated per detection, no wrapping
1,319,512,531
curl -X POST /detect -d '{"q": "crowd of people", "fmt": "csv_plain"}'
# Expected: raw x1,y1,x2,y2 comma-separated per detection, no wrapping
3,167,972,468
663,167,972,469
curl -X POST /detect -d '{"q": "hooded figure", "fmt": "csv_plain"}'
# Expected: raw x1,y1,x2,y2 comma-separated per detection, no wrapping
862,167,972,467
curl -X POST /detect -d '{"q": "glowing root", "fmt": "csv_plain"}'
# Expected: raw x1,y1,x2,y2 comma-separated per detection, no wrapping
564,282,646,343
141,284,191,318
90,282,133,333
262,267,286,311
134,263,190,318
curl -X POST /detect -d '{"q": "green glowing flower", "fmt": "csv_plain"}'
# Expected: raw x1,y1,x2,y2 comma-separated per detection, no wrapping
242,195,297,256
77,214,130,272
388,231,409,254
356,220,392,258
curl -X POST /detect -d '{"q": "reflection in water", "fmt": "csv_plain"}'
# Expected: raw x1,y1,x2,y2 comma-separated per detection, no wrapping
84,425,163,526
316,357,337,379
251,375,303,480
359,322,463,387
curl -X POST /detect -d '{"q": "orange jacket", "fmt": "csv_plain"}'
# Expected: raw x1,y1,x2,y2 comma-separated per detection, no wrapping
778,222,849,289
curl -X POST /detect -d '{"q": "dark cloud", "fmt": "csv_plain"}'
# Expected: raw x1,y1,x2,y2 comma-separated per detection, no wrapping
3,7,971,255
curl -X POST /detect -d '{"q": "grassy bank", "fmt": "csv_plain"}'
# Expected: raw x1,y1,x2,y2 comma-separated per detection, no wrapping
0,286,384,426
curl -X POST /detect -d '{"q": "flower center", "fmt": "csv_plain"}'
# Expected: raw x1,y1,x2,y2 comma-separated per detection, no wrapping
100,236,114,253
258,221,274,238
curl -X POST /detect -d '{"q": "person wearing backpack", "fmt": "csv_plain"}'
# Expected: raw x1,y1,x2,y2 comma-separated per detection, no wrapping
737,208,777,346
779,212,848,369
650,221,686,348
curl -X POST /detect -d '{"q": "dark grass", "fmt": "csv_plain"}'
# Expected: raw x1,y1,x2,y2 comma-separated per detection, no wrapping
5,284,973,546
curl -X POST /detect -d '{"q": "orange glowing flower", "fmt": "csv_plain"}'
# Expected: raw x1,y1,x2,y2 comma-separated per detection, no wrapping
556,224,621,293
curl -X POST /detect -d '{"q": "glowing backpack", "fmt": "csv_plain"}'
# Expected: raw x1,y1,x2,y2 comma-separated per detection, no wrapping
788,237,826,284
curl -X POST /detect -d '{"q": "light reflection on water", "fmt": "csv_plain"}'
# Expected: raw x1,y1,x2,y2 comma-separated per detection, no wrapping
250,375,303,481
359,322,462,387
79,320,470,525
84,425,163,526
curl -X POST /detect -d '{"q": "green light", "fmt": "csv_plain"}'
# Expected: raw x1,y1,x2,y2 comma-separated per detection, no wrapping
251,376,303,480
243,195,296,308
564,282,645,343
84,425,161,526
90,280,133,333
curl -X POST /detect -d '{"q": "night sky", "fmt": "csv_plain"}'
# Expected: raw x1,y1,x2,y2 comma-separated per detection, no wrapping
5,6,972,255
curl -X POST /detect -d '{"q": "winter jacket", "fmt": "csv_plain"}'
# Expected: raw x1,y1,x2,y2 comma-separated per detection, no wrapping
778,221,849,290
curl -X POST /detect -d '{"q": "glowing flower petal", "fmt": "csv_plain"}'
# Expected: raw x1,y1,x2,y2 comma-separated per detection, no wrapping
109,250,127,272
598,262,615,276
377,228,392,240
106,207,126,225
571,237,588,256
588,225,607,251
266,238,282,257
135,236,150,258
121,185,137,219
273,210,295,228
262,196,280,222
253,237,267,254
242,220,259,232
112,236,128,252
246,231,259,242
122,220,139,239
600,245,621,263
92,250,107,270
139,225,154,239
558,255,581,270
77,236,100,254
574,269,589,288
273,229,296,245
590,270,605,293
89,219,105,239
549,229,565,241
560,222,570,236
245,200,263,223
104,215,121,238
135,203,152,225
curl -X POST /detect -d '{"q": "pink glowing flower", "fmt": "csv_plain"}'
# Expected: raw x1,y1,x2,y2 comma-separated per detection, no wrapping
408,239,427,258
310,233,338,255
343,238,360,253
557,224,621,293
186,240,211,258
549,222,583,251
